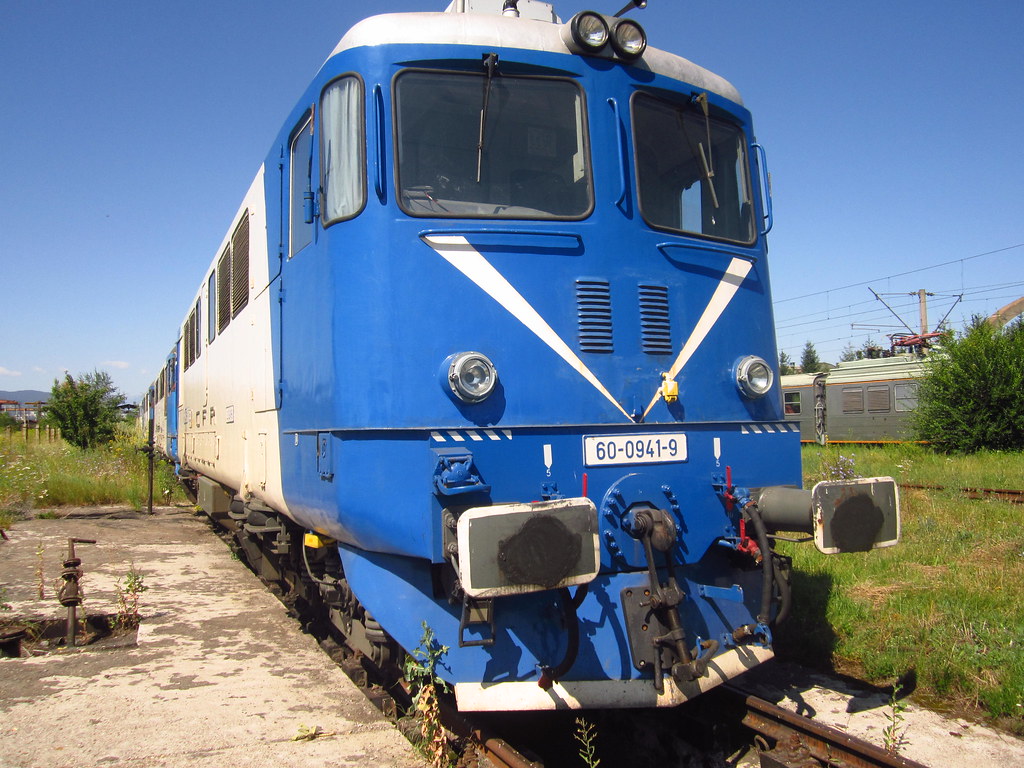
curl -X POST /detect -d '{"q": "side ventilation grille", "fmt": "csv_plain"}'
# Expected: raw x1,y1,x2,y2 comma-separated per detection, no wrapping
576,279,613,353
231,212,250,317
639,284,672,354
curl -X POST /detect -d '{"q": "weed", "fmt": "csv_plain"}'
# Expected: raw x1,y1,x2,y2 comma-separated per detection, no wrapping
36,541,45,599
0,426,186,513
0,586,11,612
404,621,451,768
573,717,601,768
291,724,334,741
817,451,860,482
882,682,909,754
115,564,148,629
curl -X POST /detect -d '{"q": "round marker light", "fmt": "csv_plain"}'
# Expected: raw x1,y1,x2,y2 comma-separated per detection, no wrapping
736,355,774,399
571,11,610,52
448,352,498,404
611,19,646,60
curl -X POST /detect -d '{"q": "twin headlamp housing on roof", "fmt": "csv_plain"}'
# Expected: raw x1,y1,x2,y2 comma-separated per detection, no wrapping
562,11,647,61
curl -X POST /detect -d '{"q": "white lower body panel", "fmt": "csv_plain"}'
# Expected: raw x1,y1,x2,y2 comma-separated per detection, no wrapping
454,645,773,711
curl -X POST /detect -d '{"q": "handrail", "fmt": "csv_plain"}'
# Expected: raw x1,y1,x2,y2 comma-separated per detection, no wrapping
752,142,773,235
607,98,628,208
373,84,386,201
419,228,583,246
657,241,758,264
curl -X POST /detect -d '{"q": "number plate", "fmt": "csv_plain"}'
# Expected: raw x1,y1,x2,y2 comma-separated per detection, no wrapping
582,433,688,467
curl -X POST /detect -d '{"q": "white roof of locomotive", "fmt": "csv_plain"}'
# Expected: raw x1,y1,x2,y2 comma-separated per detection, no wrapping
328,10,743,105
780,372,823,389
825,354,927,385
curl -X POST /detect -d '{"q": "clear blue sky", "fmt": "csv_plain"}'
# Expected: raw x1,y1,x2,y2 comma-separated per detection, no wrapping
2,0,1021,399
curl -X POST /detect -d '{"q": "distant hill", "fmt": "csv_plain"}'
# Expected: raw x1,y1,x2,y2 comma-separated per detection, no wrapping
0,390,50,403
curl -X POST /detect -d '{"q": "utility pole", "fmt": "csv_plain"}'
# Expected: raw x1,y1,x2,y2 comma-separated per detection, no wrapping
917,288,930,334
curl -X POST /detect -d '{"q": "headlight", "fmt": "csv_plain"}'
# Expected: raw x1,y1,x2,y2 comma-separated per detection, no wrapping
447,352,498,404
570,11,610,52
736,355,774,398
611,19,646,60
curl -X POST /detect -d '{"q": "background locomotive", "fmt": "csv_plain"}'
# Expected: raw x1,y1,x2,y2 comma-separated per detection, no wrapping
142,0,899,711
781,354,926,444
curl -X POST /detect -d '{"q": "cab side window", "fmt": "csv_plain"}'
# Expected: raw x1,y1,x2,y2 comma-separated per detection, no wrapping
320,76,364,224
290,113,314,256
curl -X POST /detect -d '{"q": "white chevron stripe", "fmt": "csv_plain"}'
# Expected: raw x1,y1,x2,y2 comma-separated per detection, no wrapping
643,256,753,418
423,234,631,420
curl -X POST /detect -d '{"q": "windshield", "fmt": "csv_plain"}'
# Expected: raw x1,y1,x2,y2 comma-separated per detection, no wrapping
632,92,754,243
395,70,592,219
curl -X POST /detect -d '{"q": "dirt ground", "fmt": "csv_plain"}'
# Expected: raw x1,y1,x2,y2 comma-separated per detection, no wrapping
0,506,426,768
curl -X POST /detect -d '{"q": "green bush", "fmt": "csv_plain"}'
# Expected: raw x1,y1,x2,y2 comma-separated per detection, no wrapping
47,370,126,450
913,319,1024,452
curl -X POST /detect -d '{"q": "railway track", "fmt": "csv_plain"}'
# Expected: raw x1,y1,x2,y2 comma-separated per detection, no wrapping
308,611,935,768
323,637,930,768
721,684,931,768
301,595,936,768
898,483,1024,505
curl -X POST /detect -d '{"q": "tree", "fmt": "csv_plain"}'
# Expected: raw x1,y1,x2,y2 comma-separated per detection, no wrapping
778,350,796,375
800,341,822,373
863,338,885,359
839,342,860,362
47,370,125,449
840,338,885,362
913,319,1024,452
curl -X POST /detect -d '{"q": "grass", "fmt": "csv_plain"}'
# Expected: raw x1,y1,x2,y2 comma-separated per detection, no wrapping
0,424,184,520
776,444,1024,733
802,442,1024,489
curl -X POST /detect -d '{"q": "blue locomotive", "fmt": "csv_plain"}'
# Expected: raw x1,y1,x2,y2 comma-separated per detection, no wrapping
143,0,900,710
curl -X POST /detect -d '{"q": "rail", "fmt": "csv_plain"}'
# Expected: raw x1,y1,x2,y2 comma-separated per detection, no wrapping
899,483,1024,505
724,684,931,768
438,699,544,768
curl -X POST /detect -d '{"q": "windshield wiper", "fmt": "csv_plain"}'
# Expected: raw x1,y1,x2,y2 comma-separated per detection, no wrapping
691,92,719,209
476,52,499,183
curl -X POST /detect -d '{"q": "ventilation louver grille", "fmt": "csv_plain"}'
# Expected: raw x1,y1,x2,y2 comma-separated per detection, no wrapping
576,279,613,353
231,213,250,317
217,247,231,333
639,284,672,354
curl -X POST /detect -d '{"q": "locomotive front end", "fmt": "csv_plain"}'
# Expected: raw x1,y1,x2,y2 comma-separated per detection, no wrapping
268,0,901,711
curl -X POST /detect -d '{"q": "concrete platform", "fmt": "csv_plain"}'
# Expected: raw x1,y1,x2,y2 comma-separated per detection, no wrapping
0,506,427,768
